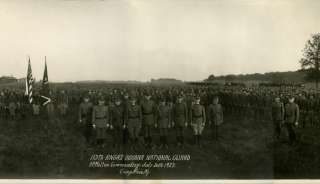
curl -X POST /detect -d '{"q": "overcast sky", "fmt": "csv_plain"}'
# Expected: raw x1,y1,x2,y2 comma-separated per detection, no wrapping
0,0,319,82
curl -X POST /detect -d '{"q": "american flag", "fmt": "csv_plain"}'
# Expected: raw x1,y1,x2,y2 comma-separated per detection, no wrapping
25,57,34,104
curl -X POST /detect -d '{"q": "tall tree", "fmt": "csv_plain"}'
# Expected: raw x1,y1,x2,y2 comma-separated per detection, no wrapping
300,33,320,88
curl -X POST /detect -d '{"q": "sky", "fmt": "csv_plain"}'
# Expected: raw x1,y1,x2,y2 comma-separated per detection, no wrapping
0,0,319,82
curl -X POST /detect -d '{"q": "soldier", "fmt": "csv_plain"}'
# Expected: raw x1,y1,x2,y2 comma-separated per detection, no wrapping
141,93,156,149
8,95,17,120
92,97,110,148
78,96,93,145
156,97,171,149
57,90,69,116
284,96,299,145
125,96,142,150
172,95,188,148
0,92,4,119
110,97,125,149
271,97,284,140
190,96,206,147
32,95,41,116
208,96,223,140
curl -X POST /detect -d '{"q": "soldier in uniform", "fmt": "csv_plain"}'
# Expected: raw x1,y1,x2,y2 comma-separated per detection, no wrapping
57,90,69,116
208,96,223,140
0,92,5,119
190,96,206,147
110,97,125,149
271,97,284,140
92,97,110,148
141,93,156,149
172,95,188,148
78,96,93,145
156,97,171,149
284,96,299,145
8,94,17,120
32,94,41,116
125,96,142,150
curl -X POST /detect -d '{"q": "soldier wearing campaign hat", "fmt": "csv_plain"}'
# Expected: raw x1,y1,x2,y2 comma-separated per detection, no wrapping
110,97,125,149
172,94,188,148
125,95,142,150
92,96,111,148
141,92,156,149
208,96,223,140
156,97,171,149
284,95,299,145
190,96,206,148
271,96,285,140
79,94,93,145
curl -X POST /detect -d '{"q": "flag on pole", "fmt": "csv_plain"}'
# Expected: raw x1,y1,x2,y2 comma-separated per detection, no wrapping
40,56,51,106
25,57,34,104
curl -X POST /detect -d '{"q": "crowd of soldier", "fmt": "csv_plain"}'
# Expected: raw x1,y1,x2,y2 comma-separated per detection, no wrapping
1,85,319,147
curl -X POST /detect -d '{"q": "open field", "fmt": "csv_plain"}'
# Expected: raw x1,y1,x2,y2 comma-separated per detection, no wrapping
1,104,319,179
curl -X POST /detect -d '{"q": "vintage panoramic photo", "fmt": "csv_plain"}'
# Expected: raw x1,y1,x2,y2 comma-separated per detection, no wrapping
0,0,320,181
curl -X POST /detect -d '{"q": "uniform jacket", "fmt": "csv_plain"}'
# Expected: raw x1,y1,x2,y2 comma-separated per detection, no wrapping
271,102,284,121
191,104,206,125
172,102,188,126
92,105,110,128
284,102,299,124
208,103,223,126
157,104,171,128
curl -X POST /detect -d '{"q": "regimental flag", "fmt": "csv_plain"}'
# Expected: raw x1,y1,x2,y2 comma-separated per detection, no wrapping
40,56,51,106
25,57,34,104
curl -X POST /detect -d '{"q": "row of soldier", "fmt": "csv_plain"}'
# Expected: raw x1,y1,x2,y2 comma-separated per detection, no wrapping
79,92,223,149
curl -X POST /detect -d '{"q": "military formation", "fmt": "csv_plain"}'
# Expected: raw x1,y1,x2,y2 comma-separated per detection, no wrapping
1,84,319,149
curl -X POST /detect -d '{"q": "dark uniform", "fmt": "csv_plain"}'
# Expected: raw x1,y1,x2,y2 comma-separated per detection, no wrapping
79,97,93,144
208,97,223,140
284,98,299,145
92,99,110,147
271,98,284,140
125,97,142,150
141,95,156,148
110,99,125,148
156,99,171,149
172,96,188,147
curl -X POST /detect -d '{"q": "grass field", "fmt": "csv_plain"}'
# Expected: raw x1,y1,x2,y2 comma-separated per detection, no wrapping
0,107,319,179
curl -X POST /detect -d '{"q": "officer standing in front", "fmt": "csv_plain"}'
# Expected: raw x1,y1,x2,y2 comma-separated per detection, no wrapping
79,95,93,145
141,92,156,149
92,97,110,148
190,96,206,148
284,96,299,145
156,97,171,149
110,97,125,149
172,95,188,148
271,96,284,140
125,96,142,150
208,96,223,141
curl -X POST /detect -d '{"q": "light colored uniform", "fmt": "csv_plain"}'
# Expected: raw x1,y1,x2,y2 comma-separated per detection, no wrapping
191,103,206,135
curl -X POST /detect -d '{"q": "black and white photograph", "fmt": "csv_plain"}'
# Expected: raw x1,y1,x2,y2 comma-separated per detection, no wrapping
0,0,320,182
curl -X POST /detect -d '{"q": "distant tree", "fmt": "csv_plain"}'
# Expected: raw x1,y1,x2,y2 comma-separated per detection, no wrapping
300,33,320,88
225,74,236,82
205,74,215,81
